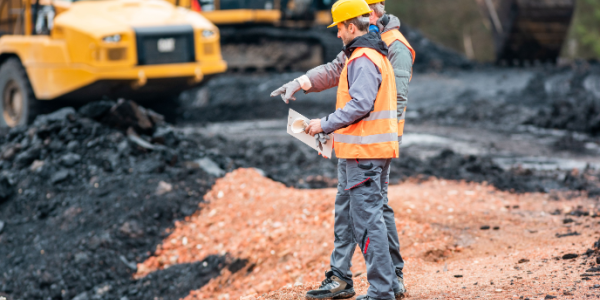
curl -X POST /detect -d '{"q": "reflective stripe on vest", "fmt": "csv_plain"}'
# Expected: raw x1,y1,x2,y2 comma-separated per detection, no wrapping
334,48,398,159
335,132,398,144
363,110,396,122
381,29,415,81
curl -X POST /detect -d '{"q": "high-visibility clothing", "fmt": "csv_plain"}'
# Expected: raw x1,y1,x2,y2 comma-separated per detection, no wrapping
334,48,398,159
191,0,201,12
328,0,373,28
382,29,415,142
382,29,415,73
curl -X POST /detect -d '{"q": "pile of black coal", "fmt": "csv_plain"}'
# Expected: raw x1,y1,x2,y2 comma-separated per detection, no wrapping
524,63,600,136
400,149,600,194
400,24,472,71
196,133,600,195
408,62,600,139
0,100,243,300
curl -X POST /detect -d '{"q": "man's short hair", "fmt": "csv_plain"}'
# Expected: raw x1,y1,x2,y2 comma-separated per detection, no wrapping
343,13,370,32
369,2,385,18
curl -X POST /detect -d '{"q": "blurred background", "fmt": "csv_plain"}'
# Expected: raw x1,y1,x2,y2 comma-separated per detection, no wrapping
389,0,599,61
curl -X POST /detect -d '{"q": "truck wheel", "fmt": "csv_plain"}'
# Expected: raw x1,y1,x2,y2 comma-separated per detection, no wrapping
0,58,38,127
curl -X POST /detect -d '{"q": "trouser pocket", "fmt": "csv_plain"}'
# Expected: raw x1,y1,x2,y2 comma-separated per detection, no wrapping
345,159,384,193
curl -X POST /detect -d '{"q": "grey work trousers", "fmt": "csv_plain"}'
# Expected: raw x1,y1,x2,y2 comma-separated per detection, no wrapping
330,158,401,300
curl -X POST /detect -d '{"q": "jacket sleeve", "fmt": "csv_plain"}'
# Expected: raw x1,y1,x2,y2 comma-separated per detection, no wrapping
298,51,347,93
320,56,382,134
387,40,413,120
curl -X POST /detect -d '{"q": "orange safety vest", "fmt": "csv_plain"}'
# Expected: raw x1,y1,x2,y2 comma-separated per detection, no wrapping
333,47,398,159
382,29,415,65
381,29,415,142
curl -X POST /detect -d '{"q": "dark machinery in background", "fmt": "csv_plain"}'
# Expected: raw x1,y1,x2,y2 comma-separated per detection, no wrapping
478,0,576,64
170,0,339,72
172,0,578,69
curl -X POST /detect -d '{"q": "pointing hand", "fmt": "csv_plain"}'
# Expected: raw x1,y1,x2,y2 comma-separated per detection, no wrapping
270,80,302,104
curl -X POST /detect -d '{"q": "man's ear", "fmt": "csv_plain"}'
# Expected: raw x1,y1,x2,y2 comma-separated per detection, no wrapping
348,23,356,34
369,11,378,25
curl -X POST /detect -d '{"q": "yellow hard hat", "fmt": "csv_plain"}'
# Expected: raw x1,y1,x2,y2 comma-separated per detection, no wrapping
365,0,385,4
328,0,373,28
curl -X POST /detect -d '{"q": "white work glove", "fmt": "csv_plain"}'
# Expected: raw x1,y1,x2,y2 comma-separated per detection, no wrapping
270,80,302,104
315,133,330,151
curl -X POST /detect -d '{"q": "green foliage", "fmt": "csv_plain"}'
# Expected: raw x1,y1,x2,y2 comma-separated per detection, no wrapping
569,0,600,58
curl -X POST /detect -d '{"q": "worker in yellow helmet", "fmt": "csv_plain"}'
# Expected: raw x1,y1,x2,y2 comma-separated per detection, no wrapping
272,0,413,299
273,0,401,299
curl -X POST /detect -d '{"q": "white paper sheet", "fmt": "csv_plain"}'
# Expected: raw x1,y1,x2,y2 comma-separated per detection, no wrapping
287,108,333,159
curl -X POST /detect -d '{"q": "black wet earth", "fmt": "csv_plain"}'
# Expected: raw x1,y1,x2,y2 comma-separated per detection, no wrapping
0,104,245,300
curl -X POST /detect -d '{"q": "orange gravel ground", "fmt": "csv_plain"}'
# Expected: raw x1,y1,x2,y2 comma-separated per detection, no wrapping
137,168,600,300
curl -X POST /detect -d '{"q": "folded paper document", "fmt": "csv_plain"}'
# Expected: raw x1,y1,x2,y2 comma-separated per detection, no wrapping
287,109,333,159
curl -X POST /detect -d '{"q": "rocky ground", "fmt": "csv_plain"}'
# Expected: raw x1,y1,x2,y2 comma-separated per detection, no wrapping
139,169,600,300
1,79,600,299
1,23,600,300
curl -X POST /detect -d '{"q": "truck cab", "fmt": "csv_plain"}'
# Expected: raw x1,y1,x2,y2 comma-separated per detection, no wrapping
0,0,227,127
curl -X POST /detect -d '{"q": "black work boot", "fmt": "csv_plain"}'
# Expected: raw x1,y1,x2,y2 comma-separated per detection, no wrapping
356,271,406,300
305,270,355,299
394,270,407,299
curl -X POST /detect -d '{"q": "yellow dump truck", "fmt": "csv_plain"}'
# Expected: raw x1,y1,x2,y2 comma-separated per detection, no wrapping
0,0,227,127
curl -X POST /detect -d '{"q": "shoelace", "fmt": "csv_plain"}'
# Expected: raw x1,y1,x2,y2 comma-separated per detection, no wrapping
320,277,333,288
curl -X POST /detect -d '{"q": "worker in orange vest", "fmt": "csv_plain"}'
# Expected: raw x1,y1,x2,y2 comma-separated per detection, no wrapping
271,0,412,299
271,0,401,299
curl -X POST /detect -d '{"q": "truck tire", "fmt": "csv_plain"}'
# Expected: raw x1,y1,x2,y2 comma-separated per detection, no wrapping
0,57,39,127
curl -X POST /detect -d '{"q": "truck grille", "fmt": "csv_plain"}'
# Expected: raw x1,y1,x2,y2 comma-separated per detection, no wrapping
134,25,196,65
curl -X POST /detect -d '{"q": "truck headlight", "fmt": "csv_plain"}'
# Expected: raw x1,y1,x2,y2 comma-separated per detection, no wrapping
202,30,215,38
103,34,121,43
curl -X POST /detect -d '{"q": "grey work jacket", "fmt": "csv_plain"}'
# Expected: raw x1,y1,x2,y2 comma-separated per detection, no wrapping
320,56,382,134
300,15,413,130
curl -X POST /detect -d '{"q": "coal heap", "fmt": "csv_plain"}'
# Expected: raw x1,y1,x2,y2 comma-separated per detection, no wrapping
197,136,600,195
0,100,241,300
524,63,600,136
